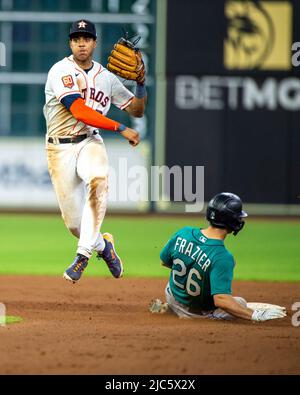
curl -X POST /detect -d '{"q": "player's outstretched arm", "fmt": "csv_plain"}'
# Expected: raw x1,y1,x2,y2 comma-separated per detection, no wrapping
213,294,286,322
69,98,123,131
214,294,254,320
66,98,140,146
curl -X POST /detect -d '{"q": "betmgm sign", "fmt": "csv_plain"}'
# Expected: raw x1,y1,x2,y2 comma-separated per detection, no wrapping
0,41,6,67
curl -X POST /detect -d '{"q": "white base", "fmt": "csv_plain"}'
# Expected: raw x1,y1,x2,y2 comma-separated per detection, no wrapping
247,302,286,311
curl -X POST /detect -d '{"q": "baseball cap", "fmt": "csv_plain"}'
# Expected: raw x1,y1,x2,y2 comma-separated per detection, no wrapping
69,20,97,40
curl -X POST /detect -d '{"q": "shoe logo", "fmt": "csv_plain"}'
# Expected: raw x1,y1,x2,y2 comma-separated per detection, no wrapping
75,72,80,77
74,261,86,272
74,263,81,272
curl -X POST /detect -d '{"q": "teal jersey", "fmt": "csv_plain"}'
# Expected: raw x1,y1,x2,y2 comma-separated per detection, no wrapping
160,227,235,311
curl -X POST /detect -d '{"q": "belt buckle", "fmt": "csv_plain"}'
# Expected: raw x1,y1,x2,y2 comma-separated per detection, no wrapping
70,136,80,144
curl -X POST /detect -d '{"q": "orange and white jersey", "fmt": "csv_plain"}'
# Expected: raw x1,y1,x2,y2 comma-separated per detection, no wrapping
44,55,134,137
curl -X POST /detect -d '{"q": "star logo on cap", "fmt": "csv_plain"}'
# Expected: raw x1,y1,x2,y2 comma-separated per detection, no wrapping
78,20,87,29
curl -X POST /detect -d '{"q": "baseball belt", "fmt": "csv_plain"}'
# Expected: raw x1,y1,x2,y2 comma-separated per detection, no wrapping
48,134,88,144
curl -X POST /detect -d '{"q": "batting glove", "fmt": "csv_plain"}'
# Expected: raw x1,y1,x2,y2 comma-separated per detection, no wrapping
252,308,286,322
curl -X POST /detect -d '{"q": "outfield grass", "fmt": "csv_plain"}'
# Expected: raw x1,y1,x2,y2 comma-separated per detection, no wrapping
0,214,299,281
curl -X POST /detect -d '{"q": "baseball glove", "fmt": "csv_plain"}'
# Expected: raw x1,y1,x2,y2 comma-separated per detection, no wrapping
107,37,145,84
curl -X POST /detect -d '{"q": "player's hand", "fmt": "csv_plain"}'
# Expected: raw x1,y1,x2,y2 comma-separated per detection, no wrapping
120,127,140,147
252,308,286,322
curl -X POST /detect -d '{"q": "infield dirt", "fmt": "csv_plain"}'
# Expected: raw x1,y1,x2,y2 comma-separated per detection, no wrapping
0,276,299,375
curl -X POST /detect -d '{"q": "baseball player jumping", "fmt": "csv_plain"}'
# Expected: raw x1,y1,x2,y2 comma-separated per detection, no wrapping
150,193,286,322
43,20,147,283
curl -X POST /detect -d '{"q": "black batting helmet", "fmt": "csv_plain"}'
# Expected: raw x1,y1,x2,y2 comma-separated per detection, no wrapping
206,192,248,236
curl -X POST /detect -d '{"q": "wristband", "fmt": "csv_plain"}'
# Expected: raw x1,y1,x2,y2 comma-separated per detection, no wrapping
117,124,126,132
135,83,146,99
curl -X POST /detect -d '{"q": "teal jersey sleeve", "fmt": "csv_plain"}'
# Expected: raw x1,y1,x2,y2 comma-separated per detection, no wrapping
210,252,234,295
160,237,175,267
160,229,182,267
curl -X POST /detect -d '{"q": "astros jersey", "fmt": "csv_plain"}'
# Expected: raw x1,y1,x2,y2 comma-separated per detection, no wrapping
44,55,134,137
160,227,235,311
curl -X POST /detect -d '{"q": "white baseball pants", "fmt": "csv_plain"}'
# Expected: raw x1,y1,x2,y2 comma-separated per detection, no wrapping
46,135,108,258
165,284,247,320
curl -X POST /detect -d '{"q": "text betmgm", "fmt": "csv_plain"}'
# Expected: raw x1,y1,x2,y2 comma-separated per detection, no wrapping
176,76,300,112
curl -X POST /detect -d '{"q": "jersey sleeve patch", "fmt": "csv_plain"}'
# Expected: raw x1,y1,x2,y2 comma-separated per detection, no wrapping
62,75,75,88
